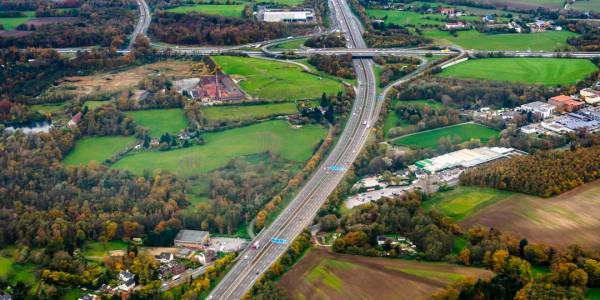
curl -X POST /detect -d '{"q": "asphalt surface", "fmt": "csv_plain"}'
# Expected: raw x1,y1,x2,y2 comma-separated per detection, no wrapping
207,0,381,298
127,0,151,50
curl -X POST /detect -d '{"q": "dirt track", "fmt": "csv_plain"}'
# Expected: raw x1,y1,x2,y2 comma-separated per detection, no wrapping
461,180,600,249
279,248,492,300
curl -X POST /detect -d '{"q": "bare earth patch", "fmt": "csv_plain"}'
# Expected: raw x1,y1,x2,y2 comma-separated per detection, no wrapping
279,248,492,300
52,60,207,96
460,180,600,249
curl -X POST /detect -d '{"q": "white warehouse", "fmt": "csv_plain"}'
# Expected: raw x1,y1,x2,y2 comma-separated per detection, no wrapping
258,8,315,23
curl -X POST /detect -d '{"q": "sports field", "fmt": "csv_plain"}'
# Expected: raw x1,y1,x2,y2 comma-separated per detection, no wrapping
0,11,34,30
203,102,298,122
392,123,499,148
440,58,597,86
424,30,576,51
166,4,246,17
424,186,513,221
127,108,188,137
212,56,344,101
62,136,136,166
279,248,493,300
461,180,600,249
112,120,326,177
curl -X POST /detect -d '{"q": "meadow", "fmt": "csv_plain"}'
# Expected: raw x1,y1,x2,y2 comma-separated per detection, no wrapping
62,136,136,166
203,102,298,122
486,0,563,10
82,240,129,260
212,56,344,101
271,38,308,49
279,249,492,300
424,30,577,51
392,123,499,148
460,180,600,249
166,4,246,18
83,100,112,110
570,0,600,11
423,186,513,221
0,11,34,30
440,57,597,86
111,120,326,177
366,9,481,26
30,102,65,113
127,108,188,137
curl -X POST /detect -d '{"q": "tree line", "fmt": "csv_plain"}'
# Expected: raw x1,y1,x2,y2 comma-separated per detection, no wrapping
307,53,355,79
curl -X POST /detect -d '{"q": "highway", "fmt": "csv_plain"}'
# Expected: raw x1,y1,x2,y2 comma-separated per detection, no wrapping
127,0,152,50
207,0,381,298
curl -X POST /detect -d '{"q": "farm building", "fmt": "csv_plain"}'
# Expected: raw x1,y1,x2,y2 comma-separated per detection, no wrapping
414,147,519,174
174,230,210,250
173,71,246,103
519,101,556,119
548,95,584,112
258,8,315,23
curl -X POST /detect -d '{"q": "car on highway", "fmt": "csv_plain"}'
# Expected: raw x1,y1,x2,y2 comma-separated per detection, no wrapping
251,241,260,250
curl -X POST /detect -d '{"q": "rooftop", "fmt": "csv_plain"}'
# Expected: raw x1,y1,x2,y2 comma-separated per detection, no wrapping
175,230,209,243
415,147,516,174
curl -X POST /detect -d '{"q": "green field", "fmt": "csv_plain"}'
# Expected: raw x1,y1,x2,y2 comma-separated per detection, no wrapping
63,136,136,166
384,99,443,138
82,240,129,259
83,100,112,109
440,58,597,86
393,123,499,148
257,0,304,5
30,102,65,113
424,186,513,221
271,38,308,49
571,0,600,12
588,288,600,300
367,9,481,26
212,56,344,101
424,30,577,51
0,11,34,30
166,4,246,17
203,102,298,122
127,108,188,137
112,120,326,177
0,256,11,279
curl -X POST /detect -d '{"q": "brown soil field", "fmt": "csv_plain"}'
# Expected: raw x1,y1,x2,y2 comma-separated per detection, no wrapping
279,248,493,300
461,180,600,249
52,60,207,96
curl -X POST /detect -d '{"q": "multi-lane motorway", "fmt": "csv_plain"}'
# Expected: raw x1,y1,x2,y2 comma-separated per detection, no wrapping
127,0,152,50
207,0,381,299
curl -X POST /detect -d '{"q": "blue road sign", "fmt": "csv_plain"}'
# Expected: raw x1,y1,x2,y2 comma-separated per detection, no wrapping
271,238,288,245
377,95,384,101
328,165,347,172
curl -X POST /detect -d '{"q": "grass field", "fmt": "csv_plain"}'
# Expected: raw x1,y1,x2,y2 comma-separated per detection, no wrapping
440,58,597,86
62,136,136,166
280,248,493,300
166,4,246,17
424,30,577,51
588,288,600,300
112,120,326,177
127,108,188,137
0,11,34,30
424,186,513,221
30,102,65,113
83,100,112,109
271,38,308,49
393,123,499,148
203,102,298,122
367,9,481,26
461,180,600,249
384,99,442,138
570,0,600,12
82,240,129,259
487,0,563,10
212,56,344,101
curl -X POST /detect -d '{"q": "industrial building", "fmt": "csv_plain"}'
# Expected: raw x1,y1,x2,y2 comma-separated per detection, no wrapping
541,112,600,134
257,8,315,23
174,230,210,250
414,147,519,174
173,71,246,103
548,95,584,112
518,101,556,119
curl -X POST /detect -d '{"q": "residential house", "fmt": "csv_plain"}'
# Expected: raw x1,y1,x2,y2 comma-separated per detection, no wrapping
482,15,494,22
117,270,136,292
174,230,210,250
159,261,186,279
156,252,175,264
197,249,217,264
519,101,556,119
439,7,455,15
67,112,82,129
548,95,584,112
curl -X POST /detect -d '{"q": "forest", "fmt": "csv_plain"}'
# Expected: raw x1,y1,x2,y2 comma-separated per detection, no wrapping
307,53,355,79
304,32,346,48
460,144,600,197
149,12,311,45
0,0,137,48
